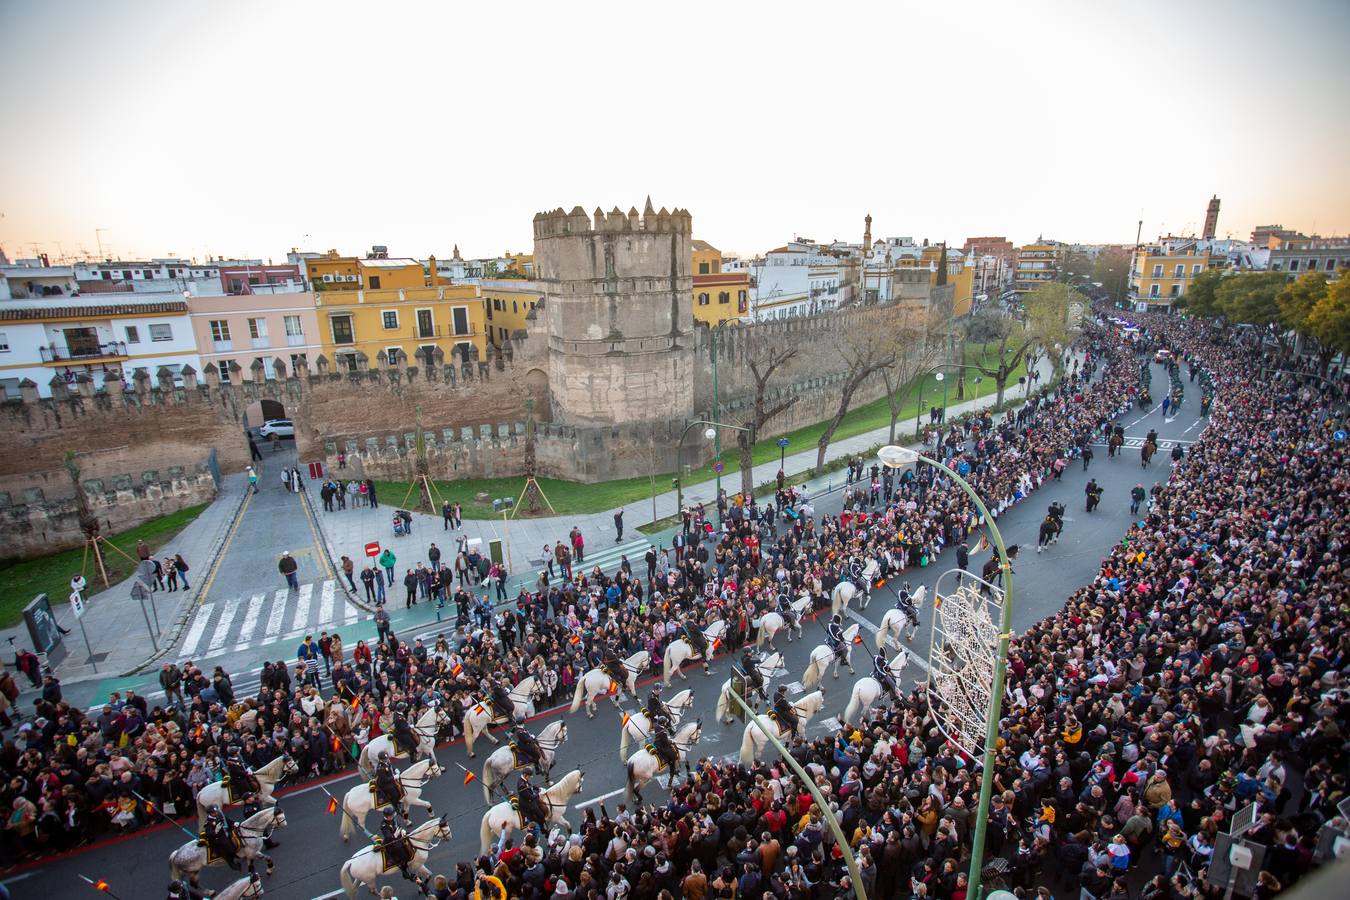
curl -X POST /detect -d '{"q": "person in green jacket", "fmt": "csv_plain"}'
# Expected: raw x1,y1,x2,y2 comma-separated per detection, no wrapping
378,548,397,584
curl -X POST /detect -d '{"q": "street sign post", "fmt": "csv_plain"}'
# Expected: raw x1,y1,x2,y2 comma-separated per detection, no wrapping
68,591,97,672
365,541,381,558
777,437,790,471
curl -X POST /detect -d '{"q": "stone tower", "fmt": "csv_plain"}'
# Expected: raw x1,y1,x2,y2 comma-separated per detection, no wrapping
533,200,695,425
863,213,873,258
1202,195,1221,240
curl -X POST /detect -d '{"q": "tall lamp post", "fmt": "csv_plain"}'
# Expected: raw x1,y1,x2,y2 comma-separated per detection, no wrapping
878,444,1014,900
673,418,751,525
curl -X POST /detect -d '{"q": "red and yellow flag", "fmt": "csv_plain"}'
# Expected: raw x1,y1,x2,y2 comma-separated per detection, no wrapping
621,711,630,727
463,770,477,786
326,796,339,815
451,663,463,678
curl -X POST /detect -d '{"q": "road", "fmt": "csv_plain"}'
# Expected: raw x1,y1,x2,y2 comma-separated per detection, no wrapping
7,362,1204,900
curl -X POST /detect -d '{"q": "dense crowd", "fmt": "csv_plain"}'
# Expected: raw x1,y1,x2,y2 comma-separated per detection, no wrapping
1,309,1346,900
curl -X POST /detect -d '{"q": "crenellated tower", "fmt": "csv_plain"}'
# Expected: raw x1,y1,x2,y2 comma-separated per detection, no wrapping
533,199,696,424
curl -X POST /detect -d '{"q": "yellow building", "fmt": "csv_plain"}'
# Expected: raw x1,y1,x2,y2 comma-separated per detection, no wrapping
691,239,749,326
920,245,976,317
306,251,426,292
1014,241,1063,293
313,284,489,372
1130,240,1221,309
480,280,545,348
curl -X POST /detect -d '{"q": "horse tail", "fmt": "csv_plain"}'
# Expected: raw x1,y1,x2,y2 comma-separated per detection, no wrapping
569,678,585,714
340,860,357,899
168,851,182,881
876,616,890,652
624,760,636,805
355,742,370,778
843,686,861,726
482,761,493,805
802,655,821,689
620,721,631,758
479,811,495,857
661,646,673,686
715,687,729,723
739,725,756,766
338,796,353,841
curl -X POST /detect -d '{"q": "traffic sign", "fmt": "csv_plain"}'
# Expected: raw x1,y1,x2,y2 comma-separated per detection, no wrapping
1335,430,1347,442
777,438,790,448
713,461,724,474
69,591,86,619
365,541,381,558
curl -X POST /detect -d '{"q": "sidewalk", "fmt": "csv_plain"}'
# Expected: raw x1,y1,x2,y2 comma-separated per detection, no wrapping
311,358,1055,584
1,471,250,687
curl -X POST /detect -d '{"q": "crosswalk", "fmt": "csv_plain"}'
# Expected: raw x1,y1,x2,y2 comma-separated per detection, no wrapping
177,580,370,662
555,537,652,577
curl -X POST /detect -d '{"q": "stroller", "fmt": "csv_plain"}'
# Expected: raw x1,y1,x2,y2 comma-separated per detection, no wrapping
392,509,412,537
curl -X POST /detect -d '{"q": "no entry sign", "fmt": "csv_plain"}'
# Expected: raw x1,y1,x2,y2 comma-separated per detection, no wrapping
365,542,381,558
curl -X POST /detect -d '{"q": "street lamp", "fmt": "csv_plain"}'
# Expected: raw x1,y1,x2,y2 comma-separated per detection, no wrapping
673,418,751,524
878,445,1014,900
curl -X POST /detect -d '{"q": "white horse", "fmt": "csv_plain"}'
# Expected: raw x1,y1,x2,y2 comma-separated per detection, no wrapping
339,815,451,899
569,650,650,717
830,558,880,614
714,652,786,723
338,758,445,843
170,806,288,886
625,719,704,803
801,623,861,689
462,675,541,758
756,596,812,650
196,755,298,829
842,649,911,724
876,586,925,650
210,873,265,900
478,769,585,856
662,619,728,685
738,691,825,764
482,720,569,802
358,706,450,777
619,688,694,757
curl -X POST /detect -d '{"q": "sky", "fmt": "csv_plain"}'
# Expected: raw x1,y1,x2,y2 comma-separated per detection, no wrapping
2,0,1348,264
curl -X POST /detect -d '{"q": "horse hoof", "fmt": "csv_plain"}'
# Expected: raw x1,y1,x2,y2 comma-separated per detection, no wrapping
467,752,476,759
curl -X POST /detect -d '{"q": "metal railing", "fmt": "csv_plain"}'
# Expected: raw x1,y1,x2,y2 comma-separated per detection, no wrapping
39,341,128,362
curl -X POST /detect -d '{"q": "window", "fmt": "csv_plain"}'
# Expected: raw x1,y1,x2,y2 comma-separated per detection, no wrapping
493,298,503,311
209,320,231,341
385,347,402,367
382,310,399,330
718,291,730,305
122,270,132,280
284,315,303,337
1289,259,1299,272
698,262,710,274
738,290,748,313
247,318,267,339
1191,265,1201,275
454,341,471,360
368,275,382,290
418,309,436,338
338,352,359,373
419,344,437,365
698,292,710,306
289,353,306,374
512,300,518,314
101,271,111,280
1327,259,1338,271
1151,264,1162,278
149,323,173,342
451,308,468,335
1173,264,1184,278
1307,259,1318,271
331,315,355,344
1171,284,1181,297
124,325,140,344
143,270,154,279
0,332,7,352
1149,284,1160,298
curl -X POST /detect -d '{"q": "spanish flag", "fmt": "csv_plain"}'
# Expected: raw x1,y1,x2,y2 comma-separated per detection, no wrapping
350,696,361,710
621,711,630,728
144,801,155,816
852,635,864,645
934,593,943,609
463,770,477,786
569,634,581,645
610,681,620,695
326,797,339,815
331,736,341,752
451,663,463,678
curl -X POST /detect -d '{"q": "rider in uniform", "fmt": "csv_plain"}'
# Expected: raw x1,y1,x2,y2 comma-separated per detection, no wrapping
224,746,258,802
511,723,543,768
598,640,627,690
488,674,518,726
680,614,709,658
776,591,797,628
373,751,403,810
740,647,765,700
645,684,670,724
514,773,549,829
872,652,900,701
390,703,419,757
772,685,800,736
649,714,680,773
202,805,243,870
378,806,418,885
167,879,210,900
826,613,847,664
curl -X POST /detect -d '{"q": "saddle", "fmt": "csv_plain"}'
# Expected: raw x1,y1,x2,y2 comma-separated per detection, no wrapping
368,780,404,809
224,776,258,804
644,742,675,772
377,837,412,872
198,830,242,863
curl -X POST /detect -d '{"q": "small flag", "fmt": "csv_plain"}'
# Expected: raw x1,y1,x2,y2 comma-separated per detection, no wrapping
712,639,721,651
610,681,620,695
934,593,943,609
474,705,485,716
853,635,864,645
326,797,339,815
569,635,580,645
451,663,463,677
350,696,361,710
621,711,630,727
874,579,887,589
463,770,477,786
332,736,341,752
144,801,155,816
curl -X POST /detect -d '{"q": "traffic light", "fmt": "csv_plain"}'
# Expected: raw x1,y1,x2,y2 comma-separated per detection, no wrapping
671,477,680,491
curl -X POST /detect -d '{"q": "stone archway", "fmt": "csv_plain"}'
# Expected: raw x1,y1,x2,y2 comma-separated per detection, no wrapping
243,398,286,428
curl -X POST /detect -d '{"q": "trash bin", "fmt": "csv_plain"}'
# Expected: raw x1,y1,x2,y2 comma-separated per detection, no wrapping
488,538,503,565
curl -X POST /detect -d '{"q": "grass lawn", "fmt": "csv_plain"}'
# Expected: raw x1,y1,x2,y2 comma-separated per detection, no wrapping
0,504,208,627
377,344,1029,520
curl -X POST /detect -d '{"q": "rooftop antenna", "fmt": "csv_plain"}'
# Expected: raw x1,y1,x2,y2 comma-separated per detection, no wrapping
95,228,108,259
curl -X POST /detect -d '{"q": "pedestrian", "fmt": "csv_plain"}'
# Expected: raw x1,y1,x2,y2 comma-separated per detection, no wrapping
279,550,300,591
955,540,970,571
159,662,184,710
247,466,259,494
571,527,585,563
442,500,453,530
452,501,462,528
1082,444,1094,470
361,565,377,602
366,480,379,509
337,451,346,469
165,557,178,591
404,569,418,608
174,553,191,590
378,547,397,584
341,555,357,591
1129,484,1146,516
374,606,392,644
248,435,262,461
614,509,624,542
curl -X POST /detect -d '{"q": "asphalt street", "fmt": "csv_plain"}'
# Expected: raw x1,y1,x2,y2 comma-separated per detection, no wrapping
7,362,1204,900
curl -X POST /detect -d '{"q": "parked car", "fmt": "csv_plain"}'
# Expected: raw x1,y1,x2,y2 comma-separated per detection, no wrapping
258,419,294,439
1154,349,1172,364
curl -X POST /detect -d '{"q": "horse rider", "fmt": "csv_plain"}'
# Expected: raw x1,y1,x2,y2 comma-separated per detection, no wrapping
224,746,258,802
167,879,211,900
390,702,420,756
776,590,798,627
826,613,847,664
514,773,550,830
373,751,404,810
595,639,627,688
740,647,766,700
649,713,680,773
895,581,917,616
488,674,519,726
872,652,900,701
646,684,671,724
201,805,243,871
772,685,800,736
680,613,709,658
378,806,418,885
510,723,544,769
1037,515,1057,553
1048,501,1066,536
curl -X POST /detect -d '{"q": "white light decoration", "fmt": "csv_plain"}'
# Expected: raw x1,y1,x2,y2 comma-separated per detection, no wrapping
926,579,1001,757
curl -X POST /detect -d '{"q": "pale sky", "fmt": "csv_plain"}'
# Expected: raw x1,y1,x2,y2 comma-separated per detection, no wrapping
2,0,1348,264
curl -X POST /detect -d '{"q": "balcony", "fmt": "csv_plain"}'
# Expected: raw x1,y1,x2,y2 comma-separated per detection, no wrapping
39,341,128,363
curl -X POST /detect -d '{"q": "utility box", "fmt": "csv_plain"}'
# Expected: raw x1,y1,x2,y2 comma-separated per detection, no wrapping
488,538,504,565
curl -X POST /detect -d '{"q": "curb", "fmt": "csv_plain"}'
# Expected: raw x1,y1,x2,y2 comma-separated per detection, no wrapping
300,482,376,614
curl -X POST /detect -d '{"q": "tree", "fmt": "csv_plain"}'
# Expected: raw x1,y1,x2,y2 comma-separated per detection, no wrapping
880,306,945,443
971,283,1079,404
734,330,798,496
1214,272,1286,330
1090,248,1132,301
934,244,948,287
814,313,899,472
1184,269,1226,318
1277,271,1329,336
1304,275,1350,372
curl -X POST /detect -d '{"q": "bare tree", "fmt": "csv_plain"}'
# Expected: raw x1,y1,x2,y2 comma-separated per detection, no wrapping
971,283,1079,405
734,333,798,496
815,313,899,472
880,306,945,443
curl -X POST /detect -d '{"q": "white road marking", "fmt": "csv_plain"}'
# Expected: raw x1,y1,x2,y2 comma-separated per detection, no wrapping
311,890,345,900
844,608,930,673
264,589,288,640
1184,419,1202,433
207,596,241,653
574,787,624,809
234,594,265,649
178,602,214,657
317,579,335,626
344,601,360,625
289,582,313,633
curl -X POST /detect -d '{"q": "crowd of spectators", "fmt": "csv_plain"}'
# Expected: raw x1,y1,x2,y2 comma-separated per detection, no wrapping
1,308,1345,900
